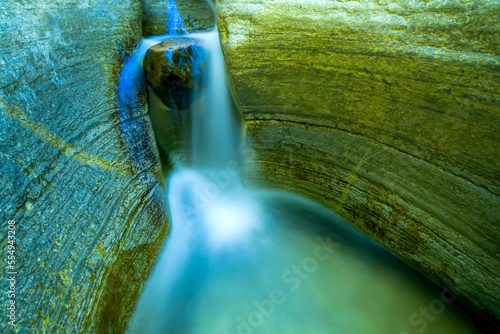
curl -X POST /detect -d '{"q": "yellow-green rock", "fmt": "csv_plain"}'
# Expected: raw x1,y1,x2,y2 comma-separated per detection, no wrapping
143,0,214,36
217,0,500,325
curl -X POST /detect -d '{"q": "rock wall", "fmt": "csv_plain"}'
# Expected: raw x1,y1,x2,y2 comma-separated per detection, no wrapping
0,1,177,333
143,0,214,36
217,0,500,325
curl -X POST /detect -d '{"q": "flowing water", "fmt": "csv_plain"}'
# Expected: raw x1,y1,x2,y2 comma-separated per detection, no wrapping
122,9,483,334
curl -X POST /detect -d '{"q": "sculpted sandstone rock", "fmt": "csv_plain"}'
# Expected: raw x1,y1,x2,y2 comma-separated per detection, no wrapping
143,0,214,36
1,0,498,331
217,0,500,325
0,1,185,332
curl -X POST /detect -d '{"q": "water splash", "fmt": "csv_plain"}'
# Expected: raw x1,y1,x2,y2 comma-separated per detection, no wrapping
129,170,480,333
125,5,483,334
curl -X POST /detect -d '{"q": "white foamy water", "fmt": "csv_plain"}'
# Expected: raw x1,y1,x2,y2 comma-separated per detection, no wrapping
126,18,482,334
190,30,242,169
128,169,479,333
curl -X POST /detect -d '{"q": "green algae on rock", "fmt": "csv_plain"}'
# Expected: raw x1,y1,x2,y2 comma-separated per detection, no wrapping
217,0,500,325
0,1,173,333
143,0,214,36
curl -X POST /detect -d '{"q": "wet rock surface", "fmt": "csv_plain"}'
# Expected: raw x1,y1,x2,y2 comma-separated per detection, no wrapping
143,38,206,110
143,37,209,168
217,0,500,325
0,1,175,332
143,0,214,36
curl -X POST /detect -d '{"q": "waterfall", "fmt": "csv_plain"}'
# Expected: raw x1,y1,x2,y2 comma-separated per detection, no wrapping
191,30,241,169
167,0,188,35
124,4,481,334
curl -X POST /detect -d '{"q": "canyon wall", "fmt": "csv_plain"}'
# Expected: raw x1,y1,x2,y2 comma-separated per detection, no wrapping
217,0,500,324
143,0,214,36
0,0,211,332
1,0,498,331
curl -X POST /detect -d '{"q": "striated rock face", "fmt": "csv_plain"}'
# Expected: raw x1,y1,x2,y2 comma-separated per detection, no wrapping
217,0,500,325
176,0,215,32
0,1,175,333
143,0,214,36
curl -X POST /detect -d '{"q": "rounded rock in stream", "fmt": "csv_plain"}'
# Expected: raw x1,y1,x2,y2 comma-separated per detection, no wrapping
143,37,206,110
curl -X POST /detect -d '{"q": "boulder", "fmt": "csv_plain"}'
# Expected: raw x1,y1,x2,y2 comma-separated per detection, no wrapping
217,0,500,325
143,37,208,167
143,37,206,110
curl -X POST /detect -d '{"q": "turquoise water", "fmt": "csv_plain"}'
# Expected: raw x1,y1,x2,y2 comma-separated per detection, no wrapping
128,168,479,334
122,11,483,334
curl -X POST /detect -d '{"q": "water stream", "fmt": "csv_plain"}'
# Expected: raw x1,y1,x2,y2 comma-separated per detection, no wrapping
122,6,482,334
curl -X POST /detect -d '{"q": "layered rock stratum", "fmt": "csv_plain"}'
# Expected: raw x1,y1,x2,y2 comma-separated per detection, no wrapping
143,0,214,36
217,0,500,325
0,0,210,332
1,0,498,331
